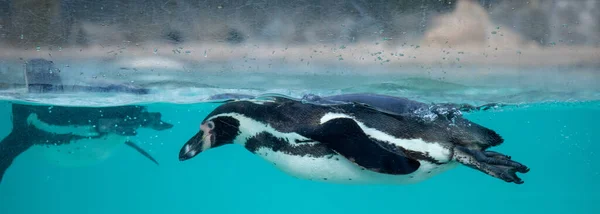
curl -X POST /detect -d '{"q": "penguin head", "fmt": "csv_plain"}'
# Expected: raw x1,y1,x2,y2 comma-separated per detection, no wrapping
179,115,240,161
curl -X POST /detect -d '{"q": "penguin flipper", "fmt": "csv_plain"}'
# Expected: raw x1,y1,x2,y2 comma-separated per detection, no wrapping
0,131,32,183
124,141,159,165
310,118,420,175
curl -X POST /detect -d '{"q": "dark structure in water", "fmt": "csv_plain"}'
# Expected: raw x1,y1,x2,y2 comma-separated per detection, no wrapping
0,103,173,183
24,58,150,95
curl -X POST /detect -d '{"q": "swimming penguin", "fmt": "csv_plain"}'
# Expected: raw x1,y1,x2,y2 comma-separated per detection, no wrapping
179,93,529,184
0,103,173,183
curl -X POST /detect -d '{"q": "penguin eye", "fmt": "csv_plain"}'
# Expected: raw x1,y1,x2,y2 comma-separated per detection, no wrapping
207,121,215,129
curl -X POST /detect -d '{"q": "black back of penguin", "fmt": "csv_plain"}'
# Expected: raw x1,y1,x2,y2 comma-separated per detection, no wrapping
204,97,335,134
305,93,503,150
207,96,503,151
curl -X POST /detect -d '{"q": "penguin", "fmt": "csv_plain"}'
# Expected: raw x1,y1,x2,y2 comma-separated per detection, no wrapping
0,103,173,183
179,93,529,184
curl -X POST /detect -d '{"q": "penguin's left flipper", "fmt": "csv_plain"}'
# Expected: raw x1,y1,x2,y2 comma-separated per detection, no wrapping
124,141,160,165
454,146,530,184
309,118,420,175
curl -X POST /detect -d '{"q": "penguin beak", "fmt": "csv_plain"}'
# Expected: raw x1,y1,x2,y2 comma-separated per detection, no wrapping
179,130,212,161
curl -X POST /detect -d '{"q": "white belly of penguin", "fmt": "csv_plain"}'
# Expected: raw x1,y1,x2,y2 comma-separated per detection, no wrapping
255,147,458,184
210,112,459,184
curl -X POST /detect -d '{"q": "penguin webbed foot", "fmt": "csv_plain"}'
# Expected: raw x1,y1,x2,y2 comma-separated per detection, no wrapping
455,147,529,184
483,151,512,160
474,150,529,184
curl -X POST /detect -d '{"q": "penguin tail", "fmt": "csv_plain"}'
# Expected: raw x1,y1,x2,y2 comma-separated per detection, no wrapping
453,117,504,150
479,127,504,148
0,131,32,184
470,124,504,149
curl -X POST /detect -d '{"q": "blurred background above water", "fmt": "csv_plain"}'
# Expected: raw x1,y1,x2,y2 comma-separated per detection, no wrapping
1,0,598,48
0,0,598,106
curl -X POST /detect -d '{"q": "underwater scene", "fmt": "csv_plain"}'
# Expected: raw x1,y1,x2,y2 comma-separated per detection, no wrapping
0,0,599,214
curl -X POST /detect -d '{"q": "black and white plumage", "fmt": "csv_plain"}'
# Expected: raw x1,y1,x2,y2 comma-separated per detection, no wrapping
0,103,173,183
180,93,529,184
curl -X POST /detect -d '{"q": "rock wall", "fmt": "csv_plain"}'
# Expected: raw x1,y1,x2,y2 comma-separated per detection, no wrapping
421,0,538,49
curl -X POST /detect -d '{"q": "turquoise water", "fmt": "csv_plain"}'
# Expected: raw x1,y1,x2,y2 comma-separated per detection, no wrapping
0,99,598,214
